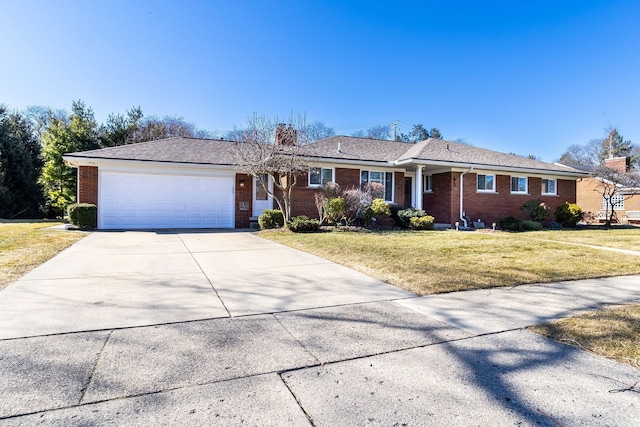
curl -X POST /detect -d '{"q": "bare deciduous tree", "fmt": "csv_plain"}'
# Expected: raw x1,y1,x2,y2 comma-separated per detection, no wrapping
592,165,640,226
230,114,311,224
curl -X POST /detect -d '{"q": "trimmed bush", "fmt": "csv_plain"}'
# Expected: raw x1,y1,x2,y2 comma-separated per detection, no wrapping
546,221,563,230
67,203,97,229
324,197,346,225
258,209,284,229
395,208,427,228
409,215,435,230
287,215,320,233
520,199,550,222
370,198,391,217
555,202,583,228
498,216,523,231
521,220,543,231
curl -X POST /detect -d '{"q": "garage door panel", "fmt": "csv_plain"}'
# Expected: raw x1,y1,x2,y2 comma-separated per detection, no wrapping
99,172,234,229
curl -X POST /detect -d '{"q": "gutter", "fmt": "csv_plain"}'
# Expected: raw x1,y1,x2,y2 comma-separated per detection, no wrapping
394,158,588,178
459,166,474,228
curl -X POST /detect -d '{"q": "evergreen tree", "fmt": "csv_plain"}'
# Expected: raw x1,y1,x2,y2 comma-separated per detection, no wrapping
0,106,44,218
40,100,99,215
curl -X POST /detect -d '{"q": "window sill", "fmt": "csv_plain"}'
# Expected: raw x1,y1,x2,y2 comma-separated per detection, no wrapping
541,193,558,197
423,190,433,194
510,192,530,196
476,190,498,194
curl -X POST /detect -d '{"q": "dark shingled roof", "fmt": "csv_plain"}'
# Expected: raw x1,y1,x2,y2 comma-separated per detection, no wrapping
395,138,579,173
65,135,585,176
64,137,238,165
301,136,410,163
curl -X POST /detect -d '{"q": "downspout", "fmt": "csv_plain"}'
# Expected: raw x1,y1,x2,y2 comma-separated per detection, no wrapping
459,166,474,228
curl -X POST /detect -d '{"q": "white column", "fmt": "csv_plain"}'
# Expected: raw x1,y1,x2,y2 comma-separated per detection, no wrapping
415,166,423,209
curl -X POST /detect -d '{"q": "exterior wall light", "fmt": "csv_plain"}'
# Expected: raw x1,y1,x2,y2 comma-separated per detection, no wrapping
239,179,245,189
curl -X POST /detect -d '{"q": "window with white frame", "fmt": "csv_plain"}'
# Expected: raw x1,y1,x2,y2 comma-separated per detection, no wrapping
424,174,433,192
308,167,334,186
477,174,495,192
510,176,527,193
361,170,394,202
542,178,557,195
603,194,625,210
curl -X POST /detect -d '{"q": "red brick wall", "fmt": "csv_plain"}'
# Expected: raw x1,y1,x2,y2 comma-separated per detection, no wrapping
235,173,253,228
290,171,321,218
604,157,629,173
78,166,98,205
458,174,577,225
289,167,405,219
335,168,360,190
422,172,578,226
423,172,454,223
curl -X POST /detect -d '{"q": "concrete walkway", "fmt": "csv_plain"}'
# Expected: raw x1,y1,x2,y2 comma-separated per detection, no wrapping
0,231,639,426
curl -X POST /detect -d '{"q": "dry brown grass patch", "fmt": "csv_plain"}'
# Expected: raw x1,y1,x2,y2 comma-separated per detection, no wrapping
530,304,640,370
0,221,87,290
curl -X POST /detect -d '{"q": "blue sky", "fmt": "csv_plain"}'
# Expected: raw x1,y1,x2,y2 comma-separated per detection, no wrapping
2,0,639,162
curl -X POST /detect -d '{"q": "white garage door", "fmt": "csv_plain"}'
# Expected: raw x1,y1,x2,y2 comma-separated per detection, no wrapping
99,171,234,229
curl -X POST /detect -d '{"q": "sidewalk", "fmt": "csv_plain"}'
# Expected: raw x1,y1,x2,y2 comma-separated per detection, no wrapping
1,274,639,425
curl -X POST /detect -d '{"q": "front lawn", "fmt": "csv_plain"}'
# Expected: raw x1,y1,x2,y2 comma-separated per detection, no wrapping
530,304,640,371
262,229,640,295
525,227,640,252
0,220,87,291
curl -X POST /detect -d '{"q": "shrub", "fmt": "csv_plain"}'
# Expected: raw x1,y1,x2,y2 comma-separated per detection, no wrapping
67,203,97,229
546,221,563,230
324,197,346,225
555,202,584,228
395,208,427,228
258,209,284,229
521,220,543,231
498,216,523,231
370,198,391,217
315,183,342,225
287,215,320,233
362,182,384,200
520,199,550,222
409,215,435,230
361,198,390,224
342,189,369,225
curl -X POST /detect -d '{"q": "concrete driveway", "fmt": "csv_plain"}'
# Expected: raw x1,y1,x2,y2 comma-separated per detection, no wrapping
1,230,640,426
0,230,411,339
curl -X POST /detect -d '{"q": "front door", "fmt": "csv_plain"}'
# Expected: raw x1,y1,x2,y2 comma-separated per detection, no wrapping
404,177,413,208
253,174,272,217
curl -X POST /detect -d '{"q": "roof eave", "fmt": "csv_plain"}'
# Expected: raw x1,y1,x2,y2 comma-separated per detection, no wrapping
395,158,589,178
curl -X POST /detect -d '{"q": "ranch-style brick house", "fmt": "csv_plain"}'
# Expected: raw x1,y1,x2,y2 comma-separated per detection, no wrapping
576,156,640,223
63,135,588,229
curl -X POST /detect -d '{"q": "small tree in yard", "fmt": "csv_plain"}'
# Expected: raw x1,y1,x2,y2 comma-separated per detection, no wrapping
592,166,640,227
230,114,310,224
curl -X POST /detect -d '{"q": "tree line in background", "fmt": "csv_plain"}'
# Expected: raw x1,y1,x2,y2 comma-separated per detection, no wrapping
0,100,210,218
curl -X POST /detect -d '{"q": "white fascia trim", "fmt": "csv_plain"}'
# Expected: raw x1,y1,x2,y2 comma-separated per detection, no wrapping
307,160,406,172
304,156,404,171
395,159,588,178
63,157,237,174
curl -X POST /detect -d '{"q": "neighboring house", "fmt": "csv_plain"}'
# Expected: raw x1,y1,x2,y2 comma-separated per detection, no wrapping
63,135,588,229
576,157,640,223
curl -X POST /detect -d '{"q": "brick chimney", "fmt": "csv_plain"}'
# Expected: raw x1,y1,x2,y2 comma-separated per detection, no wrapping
604,156,630,173
275,123,297,146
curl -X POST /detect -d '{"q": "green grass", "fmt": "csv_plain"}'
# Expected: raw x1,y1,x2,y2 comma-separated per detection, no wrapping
261,229,640,295
530,304,640,370
0,220,87,291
